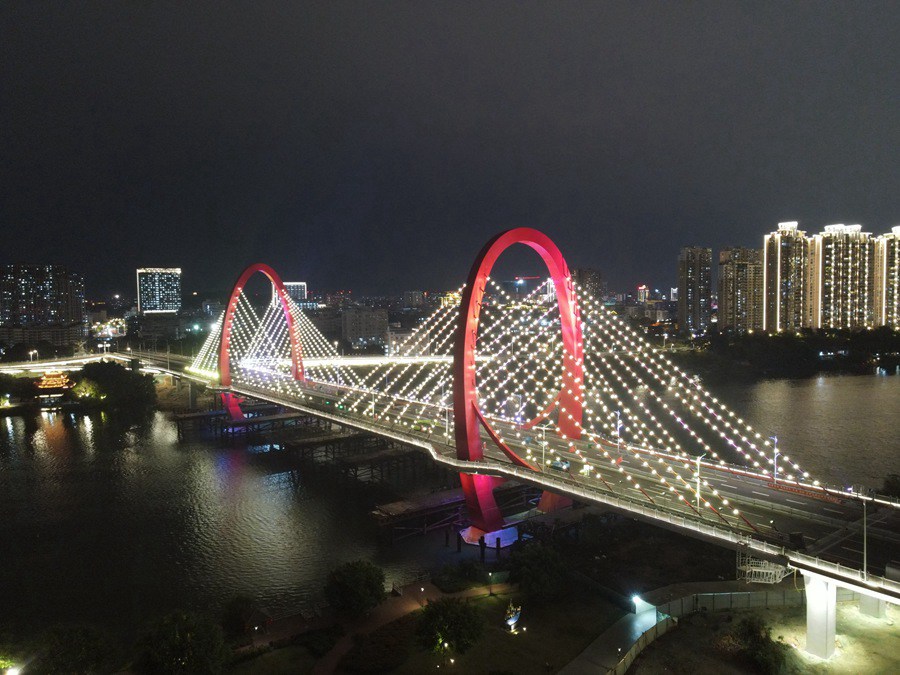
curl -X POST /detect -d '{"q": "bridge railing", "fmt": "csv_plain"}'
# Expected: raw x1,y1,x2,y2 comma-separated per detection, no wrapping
230,380,900,604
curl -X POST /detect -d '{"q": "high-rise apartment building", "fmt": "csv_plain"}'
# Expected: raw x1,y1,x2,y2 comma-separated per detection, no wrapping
875,226,900,327
0,264,86,347
718,248,763,333
572,268,606,301
284,282,308,302
136,268,182,314
0,264,85,326
805,225,875,330
677,247,711,336
762,222,808,333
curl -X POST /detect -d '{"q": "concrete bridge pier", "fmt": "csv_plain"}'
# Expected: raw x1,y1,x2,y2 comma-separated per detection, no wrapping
859,593,887,618
803,573,836,659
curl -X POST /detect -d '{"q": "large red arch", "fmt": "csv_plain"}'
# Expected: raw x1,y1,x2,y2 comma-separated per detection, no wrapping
218,263,304,388
452,228,584,531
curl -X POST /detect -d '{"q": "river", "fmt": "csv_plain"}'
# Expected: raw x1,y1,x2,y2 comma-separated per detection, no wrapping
1,371,898,638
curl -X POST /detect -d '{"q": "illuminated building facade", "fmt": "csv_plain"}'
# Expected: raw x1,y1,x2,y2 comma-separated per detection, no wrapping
805,225,875,330
718,247,762,333
763,222,807,333
284,281,308,302
0,264,85,327
136,268,182,314
677,247,711,336
875,226,900,327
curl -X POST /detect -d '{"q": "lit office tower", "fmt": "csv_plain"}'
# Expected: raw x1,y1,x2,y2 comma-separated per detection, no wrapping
0,264,85,326
677,247,712,336
805,225,876,330
136,268,182,314
875,226,900,327
718,248,763,333
284,282,308,302
762,222,808,333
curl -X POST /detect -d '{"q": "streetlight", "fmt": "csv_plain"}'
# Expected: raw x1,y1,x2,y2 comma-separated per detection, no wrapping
441,381,450,435
614,410,623,456
488,571,493,596
695,452,707,510
662,333,668,350
28,349,38,362
769,436,780,484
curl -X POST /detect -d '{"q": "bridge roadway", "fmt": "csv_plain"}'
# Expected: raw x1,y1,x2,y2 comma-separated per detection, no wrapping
222,376,900,605
10,353,899,603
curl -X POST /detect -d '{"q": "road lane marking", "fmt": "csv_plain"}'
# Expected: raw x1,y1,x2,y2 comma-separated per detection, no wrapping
823,508,844,514
841,546,863,554
785,498,805,505
751,490,767,496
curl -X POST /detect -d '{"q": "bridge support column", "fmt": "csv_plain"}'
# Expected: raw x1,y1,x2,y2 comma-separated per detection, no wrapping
537,491,572,513
803,573,836,659
188,381,198,409
221,392,245,421
859,593,887,618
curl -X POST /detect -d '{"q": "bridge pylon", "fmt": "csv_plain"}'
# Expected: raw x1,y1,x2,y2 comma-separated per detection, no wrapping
453,228,584,534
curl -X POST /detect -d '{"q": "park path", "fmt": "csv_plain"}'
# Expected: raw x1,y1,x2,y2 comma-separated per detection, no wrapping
312,579,513,674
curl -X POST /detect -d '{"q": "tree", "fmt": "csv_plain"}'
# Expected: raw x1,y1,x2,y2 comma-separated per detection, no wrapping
77,361,156,407
509,542,568,604
416,597,484,655
324,560,387,616
135,611,229,674
27,623,116,674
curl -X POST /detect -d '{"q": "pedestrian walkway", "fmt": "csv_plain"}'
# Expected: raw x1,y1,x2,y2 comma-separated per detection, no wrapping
313,579,513,674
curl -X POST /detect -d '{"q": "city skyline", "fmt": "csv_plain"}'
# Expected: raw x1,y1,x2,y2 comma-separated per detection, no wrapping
3,3,900,296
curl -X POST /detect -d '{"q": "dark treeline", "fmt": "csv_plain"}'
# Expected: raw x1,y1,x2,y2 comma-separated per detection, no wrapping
675,327,900,380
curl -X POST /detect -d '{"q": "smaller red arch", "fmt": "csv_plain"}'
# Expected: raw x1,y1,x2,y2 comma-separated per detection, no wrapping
218,263,304,387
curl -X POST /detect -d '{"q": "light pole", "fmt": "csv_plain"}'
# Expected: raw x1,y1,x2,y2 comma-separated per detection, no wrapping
539,423,550,467
769,436,780,484
863,496,868,580
441,381,450,435
614,410,623,455
28,349,38,362
695,452,707,510
662,333,668,351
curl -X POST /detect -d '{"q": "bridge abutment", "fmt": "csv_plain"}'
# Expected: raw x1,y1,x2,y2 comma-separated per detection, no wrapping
803,573,837,659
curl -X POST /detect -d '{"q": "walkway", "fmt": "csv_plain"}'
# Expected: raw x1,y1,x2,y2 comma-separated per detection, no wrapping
312,580,513,674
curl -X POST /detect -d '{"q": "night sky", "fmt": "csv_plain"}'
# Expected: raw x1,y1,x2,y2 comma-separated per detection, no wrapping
2,2,899,297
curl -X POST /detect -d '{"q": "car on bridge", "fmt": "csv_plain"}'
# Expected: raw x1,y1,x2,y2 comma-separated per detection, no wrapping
549,459,570,472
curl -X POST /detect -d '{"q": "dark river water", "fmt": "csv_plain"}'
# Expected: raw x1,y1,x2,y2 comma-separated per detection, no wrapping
1,372,898,637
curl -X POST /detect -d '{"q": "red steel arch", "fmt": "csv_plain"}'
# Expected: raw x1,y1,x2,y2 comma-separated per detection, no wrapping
218,263,304,388
452,228,584,531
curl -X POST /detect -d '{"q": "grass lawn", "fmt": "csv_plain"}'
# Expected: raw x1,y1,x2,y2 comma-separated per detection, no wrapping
228,645,317,674
369,588,623,675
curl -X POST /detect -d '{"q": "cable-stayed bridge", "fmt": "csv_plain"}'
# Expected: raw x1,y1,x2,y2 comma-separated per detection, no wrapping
7,228,898,657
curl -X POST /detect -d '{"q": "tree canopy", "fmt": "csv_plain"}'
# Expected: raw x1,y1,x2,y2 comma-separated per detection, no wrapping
135,611,228,674
509,542,569,604
416,597,484,655
324,560,387,616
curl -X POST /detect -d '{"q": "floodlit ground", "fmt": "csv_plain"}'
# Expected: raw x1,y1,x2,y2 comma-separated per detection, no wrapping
632,601,900,674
